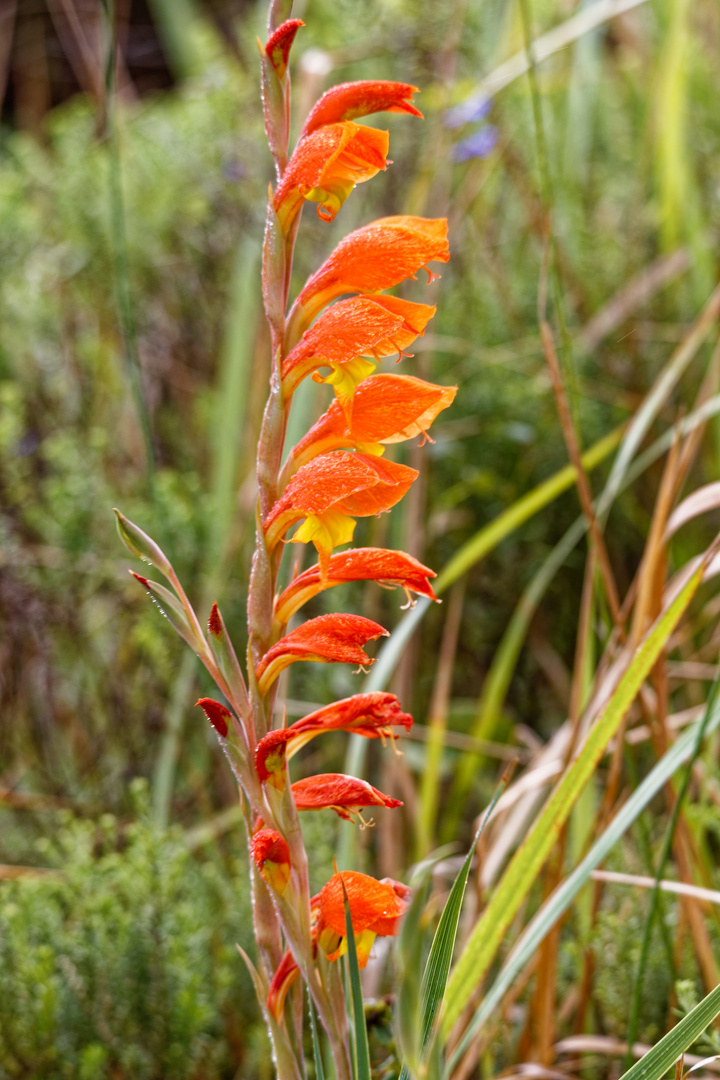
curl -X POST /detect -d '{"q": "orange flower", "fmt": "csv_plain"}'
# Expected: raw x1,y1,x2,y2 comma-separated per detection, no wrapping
255,692,413,787
291,216,449,328
274,122,389,229
264,18,304,80
264,451,418,574
281,295,435,397
251,828,292,894
291,773,402,823
301,80,422,138
275,548,438,623
267,949,300,1021
313,871,409,966
195,697,231,738
254,613,388,697
287,374,457,468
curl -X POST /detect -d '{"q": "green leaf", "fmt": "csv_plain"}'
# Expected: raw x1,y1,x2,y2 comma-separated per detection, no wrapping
619,984,720,1080
130,573,198,651
442,557,706,1036
308,997,326,1080
344,884,371,1080
114,509,172,576
446,678,720,1072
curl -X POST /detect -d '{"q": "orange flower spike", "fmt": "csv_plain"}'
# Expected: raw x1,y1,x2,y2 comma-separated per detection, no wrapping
255,692,413,783
267,950,300,1022
301,80,422,138
251,828,292,894
274,122,389,230
292,216,449,329
265,18,304,80
275,548,438,623
313,871,409,966
281,295,436,398
264,451,418,575
255,613,389,697
291,773,402,824
195,697,231,738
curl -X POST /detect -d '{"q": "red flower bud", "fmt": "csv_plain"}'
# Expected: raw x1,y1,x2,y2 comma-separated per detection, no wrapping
195,697,231,738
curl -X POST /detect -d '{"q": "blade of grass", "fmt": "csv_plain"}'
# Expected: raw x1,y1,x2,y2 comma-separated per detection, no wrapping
402,770,511,1080
309,997,326,1080
625,669,720,1070
618,983,720,1080
441,556,707,1037
344,883,371,1080
445,653,720,1074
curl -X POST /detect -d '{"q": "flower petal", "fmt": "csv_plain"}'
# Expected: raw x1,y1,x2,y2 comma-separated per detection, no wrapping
251,828,291,894
264,18,304,80
313,870,409,963
291,773,403,821
267,950,300,1021
301,80,422,138
195,697,231,738
255,613,388,696
274,122,389,230
294,216,449,325
255,692,413,783
265,451,418,574
275,547,438,622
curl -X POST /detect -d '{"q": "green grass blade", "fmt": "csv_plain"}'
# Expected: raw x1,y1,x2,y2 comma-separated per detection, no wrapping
446,679,720,1073
619,984,720,1080
308,996,326,1080
344,887,371,1080
417,778,508,1059
441,558,706,1036
625,668,720,1069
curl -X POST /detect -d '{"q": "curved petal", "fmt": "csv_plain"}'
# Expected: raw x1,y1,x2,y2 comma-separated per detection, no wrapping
294,216,449,325
255,613,388,696
301,80,422,137
291,773,403,821
274,122,389,230
264,18,304,80
255,692,413,784
275,548,437,622
265,452,418,573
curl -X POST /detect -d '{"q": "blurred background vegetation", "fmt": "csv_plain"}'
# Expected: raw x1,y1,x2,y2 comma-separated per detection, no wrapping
1,0,720,1076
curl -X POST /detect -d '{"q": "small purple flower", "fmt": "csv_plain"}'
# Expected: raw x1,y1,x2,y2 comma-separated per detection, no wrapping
445,94,492,130
453,124,498,163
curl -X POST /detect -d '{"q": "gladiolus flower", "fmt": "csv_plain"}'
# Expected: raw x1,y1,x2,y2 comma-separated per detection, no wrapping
291,773,402,824
274,122,389,229
312,871,409,965
292,216,449,327
255,613,388,697
255,692,413,787
287,375,457,467
264,451,418,574
196,697,231,738
267,949,300,1021
275,548,438,623
264,19,304,80
251,828,292,894
281,295,435,397
301,80,422,138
